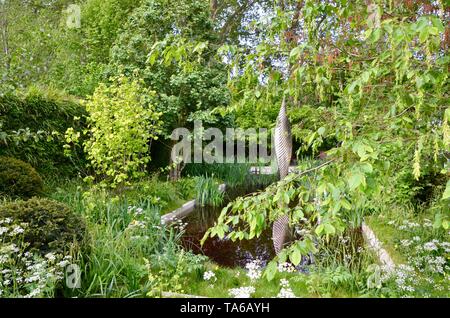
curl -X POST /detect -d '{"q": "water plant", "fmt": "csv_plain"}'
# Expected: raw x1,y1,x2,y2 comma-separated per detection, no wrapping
195,176,224,208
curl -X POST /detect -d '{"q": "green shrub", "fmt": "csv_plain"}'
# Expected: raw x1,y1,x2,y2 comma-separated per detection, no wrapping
0,156,43,198
0,197,88,254
0,88,87,175
80,75,162,188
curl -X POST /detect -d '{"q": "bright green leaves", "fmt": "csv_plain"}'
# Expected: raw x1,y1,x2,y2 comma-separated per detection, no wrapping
365,28,383,43
289,238,318,266
315,222,335,236
148,39,210,70
351,141,377,162
263,237,318,281
413,16,443,43
264,260,278,281
289,248,302,266
413,136,424,181
433,213,449,231
82,75,162,188
442,180,450,201
289,46,302,63
206,2,448,283
348,172,366,191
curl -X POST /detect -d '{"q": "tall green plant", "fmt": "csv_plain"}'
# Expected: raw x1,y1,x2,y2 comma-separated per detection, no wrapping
71,75,162,188
195,176,224,207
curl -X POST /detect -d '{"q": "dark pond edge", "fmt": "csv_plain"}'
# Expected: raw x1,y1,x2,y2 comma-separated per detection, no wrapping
160,183,226,225
159,180,396,297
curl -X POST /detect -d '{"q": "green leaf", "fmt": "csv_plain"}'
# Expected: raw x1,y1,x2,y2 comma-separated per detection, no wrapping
283,192,290,204
340,199,352,210
369,28,382,43
315,224,325,236
264,260,278,281
324,223,336,235
289,248,302,266
348,172,365,191
290,46,301,59
419,28,429,43
442,180,450,200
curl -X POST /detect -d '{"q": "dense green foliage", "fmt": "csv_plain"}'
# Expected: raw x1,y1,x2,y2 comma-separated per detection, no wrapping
0,0,448,299
0,89,86,174
204,0,450,279
109,0,231,135
195,176,224,207
0,197,87,254
0,156,43,198
70,75,162,188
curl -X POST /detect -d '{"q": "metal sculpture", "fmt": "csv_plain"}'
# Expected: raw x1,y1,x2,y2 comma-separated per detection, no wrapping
272,97,293,254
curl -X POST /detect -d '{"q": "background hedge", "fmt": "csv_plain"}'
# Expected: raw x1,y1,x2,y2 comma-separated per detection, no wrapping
0,88,87,175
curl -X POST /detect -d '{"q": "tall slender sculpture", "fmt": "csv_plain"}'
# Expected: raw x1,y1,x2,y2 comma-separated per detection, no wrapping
273,97,293,254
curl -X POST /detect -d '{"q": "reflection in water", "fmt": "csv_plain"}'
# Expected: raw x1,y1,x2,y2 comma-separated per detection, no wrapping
180,181,276,268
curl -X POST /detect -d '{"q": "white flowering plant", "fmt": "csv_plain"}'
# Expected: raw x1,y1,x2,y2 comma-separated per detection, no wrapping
0,218,71,298
366,216,450,297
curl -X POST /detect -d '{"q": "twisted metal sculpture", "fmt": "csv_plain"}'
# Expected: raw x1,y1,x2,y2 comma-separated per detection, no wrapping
272,97,293,254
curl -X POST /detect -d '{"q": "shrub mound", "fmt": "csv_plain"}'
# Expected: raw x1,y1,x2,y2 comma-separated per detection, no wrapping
0,156,43,198
0,197,88,254
0,90,87,175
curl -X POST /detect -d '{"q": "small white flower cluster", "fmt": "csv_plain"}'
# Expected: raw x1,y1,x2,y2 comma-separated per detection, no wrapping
245,259,262,281
130,235,150,241
127,205,144,216
422,219,433,228
339,236,350,244
0,218,12,225
0,223,27,238
228,286,255,298
393,265,417,293
295,227,309,236
203,270,216,281
276,279,296,298
277,262,296,273
400,239,413,247
398,220,421,231
173,219,188,232
126,219,147,231
379,221,450,296
423,241,438,251
0,226,8,235
9,225,25,236
0,218,73,298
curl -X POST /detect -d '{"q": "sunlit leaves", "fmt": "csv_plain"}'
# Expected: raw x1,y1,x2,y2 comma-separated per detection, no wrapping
80,75,162,188
442,180,450,201
204,0,448,282
348,172,366,191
